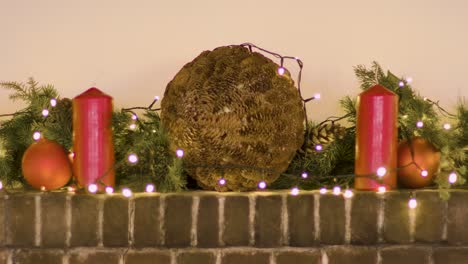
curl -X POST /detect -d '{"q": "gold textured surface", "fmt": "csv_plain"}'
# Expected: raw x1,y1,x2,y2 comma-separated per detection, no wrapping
161,46,304,191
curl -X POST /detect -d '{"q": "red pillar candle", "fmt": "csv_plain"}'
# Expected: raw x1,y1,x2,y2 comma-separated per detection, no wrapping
73,88,115,189
355,84,398,190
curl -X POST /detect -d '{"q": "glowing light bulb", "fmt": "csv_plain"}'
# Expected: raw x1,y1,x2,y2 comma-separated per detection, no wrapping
0,181,3,190
420,170,428,177
33,131,41,141
258,181,267,189
105,186,114,194
377,186,387,193
42,109,49,117
315,144,323,151
416,121,424,128
69,152,75,160
443,123,451,130
398,81,404,87
67,186,76,192
40,186,46,191
88,184,98,193
152,130,156,133
278,67,285,75
218,178,226,186
154,96,160,101
291,187,300,196
376,167,387,178
314,93,321,99
343,189,354,199
131,114,138,120
406,77,413,83
128,154,138,164
333,186,341,195
145,184,155,193
319,188,327,194
449,172,457,184
408,198,417,209
122,188,132,198
176,149,184,158
129,124,137,130
50,98,57,107
301,172,308,179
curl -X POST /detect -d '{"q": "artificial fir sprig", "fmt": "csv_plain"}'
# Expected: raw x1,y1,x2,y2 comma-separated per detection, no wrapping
0,79,185,192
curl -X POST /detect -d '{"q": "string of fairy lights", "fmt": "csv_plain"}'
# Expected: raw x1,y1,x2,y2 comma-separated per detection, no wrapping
0,43,463,210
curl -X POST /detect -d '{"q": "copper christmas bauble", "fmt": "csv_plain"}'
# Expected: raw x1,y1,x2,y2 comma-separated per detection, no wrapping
22,138,72,190
397,137,440,188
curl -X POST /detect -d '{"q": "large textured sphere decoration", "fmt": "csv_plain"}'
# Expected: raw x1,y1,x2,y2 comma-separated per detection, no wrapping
161,45,305,191
397,137,440,188
22,138,72,190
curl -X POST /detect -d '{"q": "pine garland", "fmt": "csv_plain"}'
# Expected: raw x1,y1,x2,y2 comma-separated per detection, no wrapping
0,79,185,192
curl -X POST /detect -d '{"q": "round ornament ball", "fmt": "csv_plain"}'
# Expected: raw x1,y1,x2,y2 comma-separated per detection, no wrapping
397,137,440,188
22,138,72,190
161,45,305,191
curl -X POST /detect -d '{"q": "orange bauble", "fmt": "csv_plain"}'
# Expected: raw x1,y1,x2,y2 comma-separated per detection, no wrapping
22,138,72,190
397,137,440,188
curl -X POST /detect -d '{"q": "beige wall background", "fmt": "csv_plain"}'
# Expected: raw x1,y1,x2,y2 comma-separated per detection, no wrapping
1,0,467,120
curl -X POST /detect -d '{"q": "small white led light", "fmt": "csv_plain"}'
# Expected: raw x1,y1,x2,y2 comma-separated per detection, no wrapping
218,178,227,186
376,167,387,178
176,149,184,158
377,186,387,193
50,98,57,107
105,186,114,194
315,144,323,151
420,170,428,177
416,121,424,128
128,154,138,164
301,172,308,179
88,184,98,193
291,187,300,196
33,131,41,141
408,198,417,209
258,181,267,189
122,188,133,198
398,81,404,87
319,188,327,194
131,114,138,120
443,123,451,130
314,93,321,99
145,184,155,193
42,109,49,117
333,186,341,195
449,172,457,184
278,67,286,75
129,124,137,130
343,189,354,199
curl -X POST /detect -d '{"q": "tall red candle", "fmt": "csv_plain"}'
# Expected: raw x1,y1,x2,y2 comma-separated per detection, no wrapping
355,85,398,190
73,87,115,189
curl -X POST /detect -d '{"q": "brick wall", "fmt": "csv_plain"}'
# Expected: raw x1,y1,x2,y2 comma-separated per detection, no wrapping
1,190,468,263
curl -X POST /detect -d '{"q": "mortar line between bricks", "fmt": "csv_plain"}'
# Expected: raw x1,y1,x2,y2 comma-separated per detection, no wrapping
281,194,288,246
344,197,351,244
377,194,384,243
65,195,72,247
191,196,199,247
216,249,221,264
160,195,166,246
269,251,275,264
314,193,320,242
170,249,176,264
248,195,256,246
128,197,135,246
97,197,104,247
4,195,10,245
218,197,225,247
441,199,448,241
34,195,41,247
409,194,416,243
321,248,328,264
